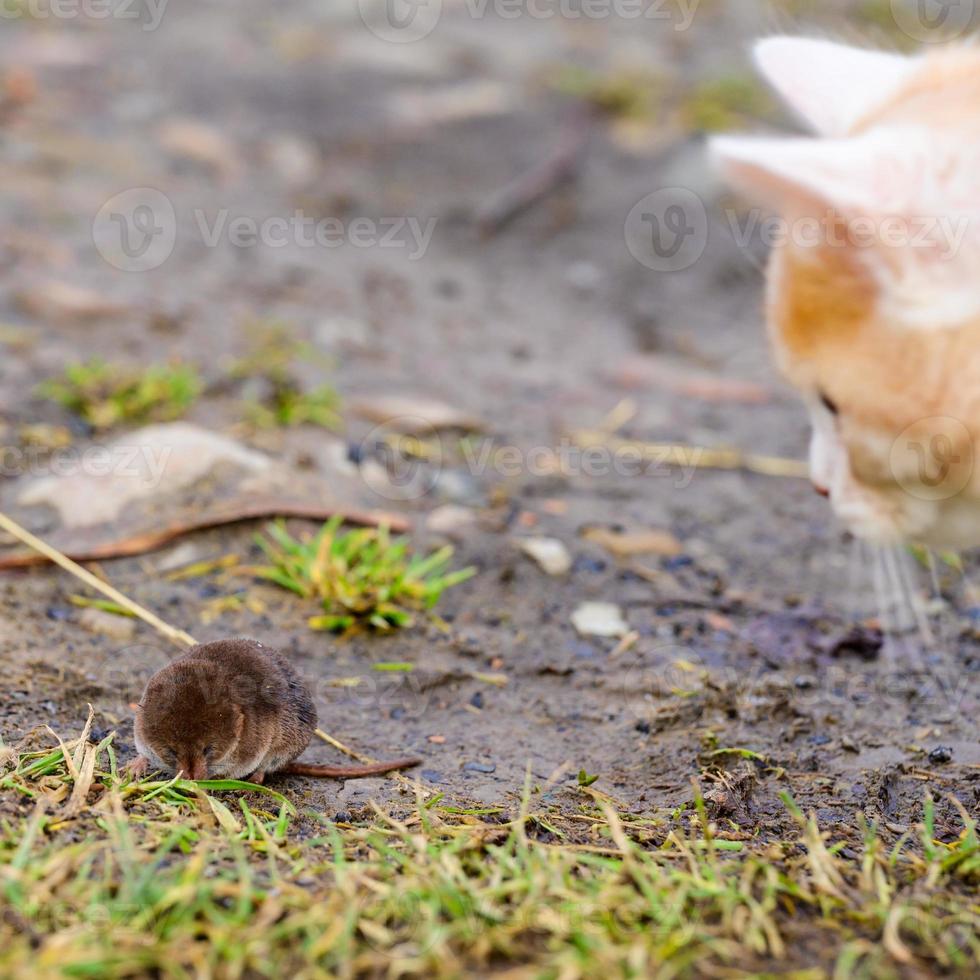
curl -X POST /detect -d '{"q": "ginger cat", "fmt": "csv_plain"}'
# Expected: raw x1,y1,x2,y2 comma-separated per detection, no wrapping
712,38,980,551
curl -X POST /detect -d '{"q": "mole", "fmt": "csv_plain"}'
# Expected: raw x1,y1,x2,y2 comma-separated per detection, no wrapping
125,638,420,784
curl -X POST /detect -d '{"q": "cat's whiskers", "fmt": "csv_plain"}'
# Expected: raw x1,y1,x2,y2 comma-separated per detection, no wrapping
870,544,896,636
850,538,876,624
898,545,935,648
866,543,936,662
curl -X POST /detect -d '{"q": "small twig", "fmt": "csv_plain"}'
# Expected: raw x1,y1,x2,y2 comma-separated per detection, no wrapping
0,509,423,786
0,511,197,649
0,497,410,570
314,728,376,767
571,428,810,479
315,728,430,791
476,106,595,237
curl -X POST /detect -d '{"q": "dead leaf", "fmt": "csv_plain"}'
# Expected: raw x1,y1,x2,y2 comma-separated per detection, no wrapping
705,612,736,633
157,118,240,181
2,67,36,110
389,82,511,128
14,281,128,324
607,355,771,405
351,395,484,433
582,526,682,558
18,423,271,528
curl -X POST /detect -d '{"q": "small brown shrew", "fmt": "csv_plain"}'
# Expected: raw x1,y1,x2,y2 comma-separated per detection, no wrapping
126,638,420,784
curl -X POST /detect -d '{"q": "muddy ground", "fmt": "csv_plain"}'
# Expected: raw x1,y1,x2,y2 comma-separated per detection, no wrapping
1,0,978,851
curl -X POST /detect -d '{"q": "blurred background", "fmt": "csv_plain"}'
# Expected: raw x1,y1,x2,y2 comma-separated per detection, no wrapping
1,1,978,796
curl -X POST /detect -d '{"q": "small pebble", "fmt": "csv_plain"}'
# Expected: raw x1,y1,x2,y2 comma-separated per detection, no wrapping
571,601,628,639
469,691,484,709
517,537,572,577
427,504,477,539
572,556,607,575
453,633,483,658
463,762,496,774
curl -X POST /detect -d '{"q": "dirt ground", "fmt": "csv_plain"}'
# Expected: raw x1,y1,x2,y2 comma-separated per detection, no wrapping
1,0,978,855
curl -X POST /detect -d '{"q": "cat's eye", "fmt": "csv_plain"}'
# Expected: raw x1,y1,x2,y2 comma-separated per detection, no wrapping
819,392,839,416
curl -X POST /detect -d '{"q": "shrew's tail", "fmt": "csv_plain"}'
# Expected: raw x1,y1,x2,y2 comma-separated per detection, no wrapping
281,757,421,779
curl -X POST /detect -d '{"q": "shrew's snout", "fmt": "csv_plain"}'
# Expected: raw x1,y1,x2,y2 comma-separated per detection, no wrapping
178,755,208,781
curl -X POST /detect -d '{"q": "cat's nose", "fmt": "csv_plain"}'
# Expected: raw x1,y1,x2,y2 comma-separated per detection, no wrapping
813,483,829,498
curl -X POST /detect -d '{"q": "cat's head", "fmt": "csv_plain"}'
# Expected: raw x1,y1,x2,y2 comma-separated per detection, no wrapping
712,38,980,549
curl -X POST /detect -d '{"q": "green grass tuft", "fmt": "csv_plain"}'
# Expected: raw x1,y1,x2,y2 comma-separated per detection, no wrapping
244,383,341,429
249,516,476,633
681,74,775,132
38,358,202,431
232,320,341,430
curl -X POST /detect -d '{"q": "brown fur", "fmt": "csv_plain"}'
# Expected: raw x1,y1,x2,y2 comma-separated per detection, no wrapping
128,638,420,783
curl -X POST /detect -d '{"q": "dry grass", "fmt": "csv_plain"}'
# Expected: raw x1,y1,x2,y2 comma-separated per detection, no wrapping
0,718,977,978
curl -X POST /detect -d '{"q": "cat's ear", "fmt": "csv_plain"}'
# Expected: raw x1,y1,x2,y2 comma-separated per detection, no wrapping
709,131,913,217
754,37,917,136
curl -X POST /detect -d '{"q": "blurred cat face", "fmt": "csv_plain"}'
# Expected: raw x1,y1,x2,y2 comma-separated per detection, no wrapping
768,242,979,548
712,37,980,549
